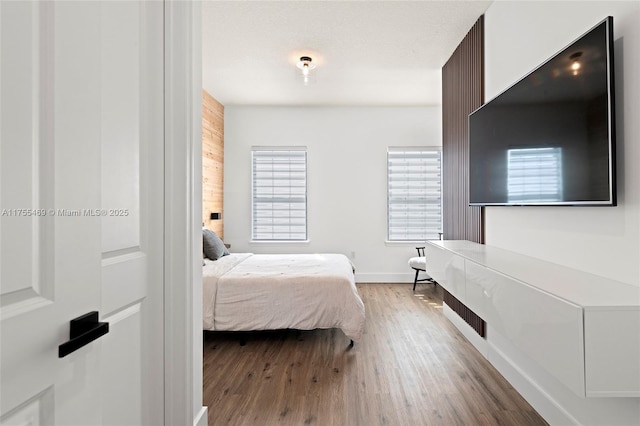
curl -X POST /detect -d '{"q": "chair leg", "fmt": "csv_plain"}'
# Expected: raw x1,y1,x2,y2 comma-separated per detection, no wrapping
413,269,420,291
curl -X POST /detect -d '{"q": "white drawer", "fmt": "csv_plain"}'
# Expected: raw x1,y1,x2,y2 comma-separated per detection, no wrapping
463,260,488,319
584,308,640,397
474,264,585,396
424,244,465,302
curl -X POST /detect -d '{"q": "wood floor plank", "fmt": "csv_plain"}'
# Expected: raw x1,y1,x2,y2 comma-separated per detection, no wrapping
203,283,548,425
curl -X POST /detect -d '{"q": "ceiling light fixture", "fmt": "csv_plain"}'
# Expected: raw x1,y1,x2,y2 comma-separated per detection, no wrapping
296,56,316,86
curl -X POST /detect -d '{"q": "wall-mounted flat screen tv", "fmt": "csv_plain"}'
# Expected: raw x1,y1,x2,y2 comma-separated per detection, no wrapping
469,17,616,206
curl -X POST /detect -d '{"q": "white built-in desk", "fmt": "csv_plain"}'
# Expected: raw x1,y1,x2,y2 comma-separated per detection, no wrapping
424,240,640,399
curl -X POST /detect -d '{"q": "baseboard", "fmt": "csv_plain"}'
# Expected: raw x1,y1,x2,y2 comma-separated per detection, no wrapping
355,272,418,283
194,406,208,426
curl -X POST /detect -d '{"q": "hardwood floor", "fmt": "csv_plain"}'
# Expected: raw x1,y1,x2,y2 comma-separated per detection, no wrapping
203,283,548,425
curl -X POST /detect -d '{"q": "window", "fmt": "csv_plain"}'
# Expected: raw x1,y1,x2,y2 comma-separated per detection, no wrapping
507,147,563,203
252,149,307,241
387,148,442,241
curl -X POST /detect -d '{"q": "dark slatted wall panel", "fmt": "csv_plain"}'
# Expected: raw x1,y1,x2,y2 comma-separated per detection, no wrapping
442,16,485,243
443,289,486,338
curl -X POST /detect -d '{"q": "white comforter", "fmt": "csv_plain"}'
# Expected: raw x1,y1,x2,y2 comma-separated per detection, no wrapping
203,253,365,341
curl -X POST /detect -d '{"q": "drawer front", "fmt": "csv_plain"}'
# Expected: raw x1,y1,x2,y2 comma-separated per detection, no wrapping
464,260,487,320
424,244,465,302
584,308,640,397
476,264,585,396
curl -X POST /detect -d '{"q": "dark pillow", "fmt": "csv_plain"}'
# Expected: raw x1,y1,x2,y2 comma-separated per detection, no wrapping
203,229,229,260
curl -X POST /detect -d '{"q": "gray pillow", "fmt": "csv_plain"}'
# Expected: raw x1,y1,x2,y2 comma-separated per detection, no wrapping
203,229,229,260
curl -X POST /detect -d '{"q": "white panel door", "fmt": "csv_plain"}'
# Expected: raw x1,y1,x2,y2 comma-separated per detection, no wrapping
0,1,164,425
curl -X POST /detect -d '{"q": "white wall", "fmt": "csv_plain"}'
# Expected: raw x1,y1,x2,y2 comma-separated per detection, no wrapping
484,2,640,425
484,1,640,287
224,106,441,282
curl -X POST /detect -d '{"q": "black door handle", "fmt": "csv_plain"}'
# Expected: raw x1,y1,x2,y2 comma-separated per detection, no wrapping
58,311,109,358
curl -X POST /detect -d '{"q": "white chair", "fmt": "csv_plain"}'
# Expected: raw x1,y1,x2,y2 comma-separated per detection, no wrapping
408,247,436,291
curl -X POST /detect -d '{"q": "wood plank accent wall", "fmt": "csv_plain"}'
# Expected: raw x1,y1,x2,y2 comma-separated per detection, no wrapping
202,90,224,239
442,16,485,243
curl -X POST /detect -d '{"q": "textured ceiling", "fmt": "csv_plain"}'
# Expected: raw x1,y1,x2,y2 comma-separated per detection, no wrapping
202,1,492,106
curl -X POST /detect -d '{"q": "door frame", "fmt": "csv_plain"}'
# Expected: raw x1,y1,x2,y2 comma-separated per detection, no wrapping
163,1,206,425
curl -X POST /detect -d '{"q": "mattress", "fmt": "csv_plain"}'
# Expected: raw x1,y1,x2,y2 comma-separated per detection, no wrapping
203,253,365,341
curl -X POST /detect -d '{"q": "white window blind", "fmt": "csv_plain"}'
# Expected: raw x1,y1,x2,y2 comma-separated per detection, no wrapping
507,147,563,203
252,149,307,241
387,148,442,241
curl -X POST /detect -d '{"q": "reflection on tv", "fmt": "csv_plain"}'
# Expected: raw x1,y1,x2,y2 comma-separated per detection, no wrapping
507,148,563,203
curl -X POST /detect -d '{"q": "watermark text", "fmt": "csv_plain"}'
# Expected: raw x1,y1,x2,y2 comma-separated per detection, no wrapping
1,208,130,217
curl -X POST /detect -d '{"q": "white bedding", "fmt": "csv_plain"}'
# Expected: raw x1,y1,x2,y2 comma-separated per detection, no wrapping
203,253,365,341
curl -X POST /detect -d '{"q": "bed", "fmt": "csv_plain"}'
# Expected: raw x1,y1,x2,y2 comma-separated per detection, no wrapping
202,253,365,342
